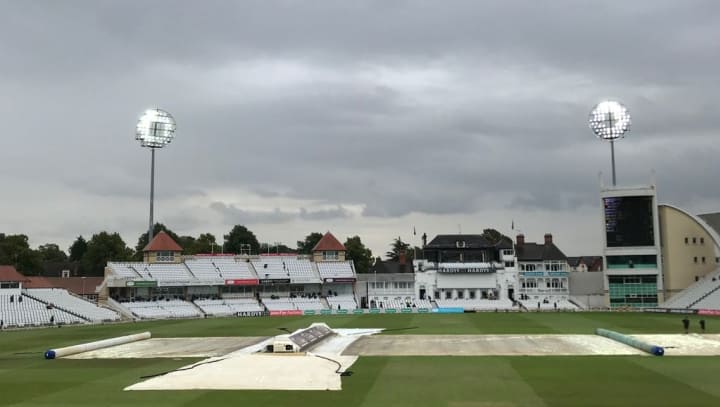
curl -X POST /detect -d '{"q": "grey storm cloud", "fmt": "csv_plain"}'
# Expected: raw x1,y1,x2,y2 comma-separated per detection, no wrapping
1,0,719,255
210,202,352,224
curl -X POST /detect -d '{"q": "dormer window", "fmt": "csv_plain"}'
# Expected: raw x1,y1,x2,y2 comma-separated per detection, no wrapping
156,251,175,262
323,251,339,260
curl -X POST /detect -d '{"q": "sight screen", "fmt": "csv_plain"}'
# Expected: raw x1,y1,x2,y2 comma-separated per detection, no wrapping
604,196,654,247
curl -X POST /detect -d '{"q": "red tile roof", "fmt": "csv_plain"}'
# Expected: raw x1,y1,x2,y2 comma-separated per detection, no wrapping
143,231,183,252
0,265,26,282
312,232,346,252
25,276,104,295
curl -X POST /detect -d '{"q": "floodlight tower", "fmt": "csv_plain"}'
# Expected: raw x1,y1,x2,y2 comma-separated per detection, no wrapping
588,101,631,186
136,108,176,243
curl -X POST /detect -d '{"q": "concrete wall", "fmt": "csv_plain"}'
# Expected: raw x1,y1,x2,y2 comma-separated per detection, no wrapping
659,205,720,299
569,271,604,295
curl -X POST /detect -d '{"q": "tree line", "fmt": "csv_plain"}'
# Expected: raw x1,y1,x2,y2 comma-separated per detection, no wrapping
0,224,376,277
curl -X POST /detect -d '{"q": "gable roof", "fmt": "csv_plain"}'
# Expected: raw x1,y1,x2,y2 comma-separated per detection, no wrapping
369,260,412,274
25,276,104,295
143,231,183,252
426,234,510,249
567,256,604,270
0,265,27,282
515,242,567,261
312,232,346,252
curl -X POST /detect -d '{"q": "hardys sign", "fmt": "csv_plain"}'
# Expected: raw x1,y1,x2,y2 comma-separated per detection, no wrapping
236,311,268,317
439,267,494,273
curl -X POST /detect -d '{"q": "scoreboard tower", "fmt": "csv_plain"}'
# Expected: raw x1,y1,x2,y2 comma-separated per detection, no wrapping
601,185,664,308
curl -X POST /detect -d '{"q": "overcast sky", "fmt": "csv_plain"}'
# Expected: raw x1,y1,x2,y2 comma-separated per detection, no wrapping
1,0,719,258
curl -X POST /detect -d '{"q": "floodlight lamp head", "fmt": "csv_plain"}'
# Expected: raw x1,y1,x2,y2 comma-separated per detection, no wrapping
588,100,631,141
136,108,176,148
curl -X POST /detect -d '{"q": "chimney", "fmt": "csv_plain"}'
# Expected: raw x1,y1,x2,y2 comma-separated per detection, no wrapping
544,233,553,245
399,251,407,273
516,234,525,246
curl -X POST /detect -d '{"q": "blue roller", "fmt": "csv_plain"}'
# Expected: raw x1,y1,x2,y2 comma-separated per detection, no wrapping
596,328,664,356
44,350,56,360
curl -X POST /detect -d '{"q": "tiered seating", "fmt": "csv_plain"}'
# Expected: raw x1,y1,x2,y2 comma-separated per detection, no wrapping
693,289,720,310
193,299,234,316
282,258,320,283
224,298,264,313
415,299,433,308
371,297,432,309
251,258,290,280
194,298,264,315
108,262,142,279
316,261,355,279
435,298,515,311
261,297,295,311
185,259,223,282
662,268,720,309
261,297,326,311
25,288,119,322
136,264,194,283
519,298,578,311
0,293,85,327
213,257,257,280
291,297,326,311
122,300,202,319
327,295,358,310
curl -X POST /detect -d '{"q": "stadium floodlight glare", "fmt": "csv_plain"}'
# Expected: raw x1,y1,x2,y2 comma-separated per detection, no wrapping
588,100,631,186
136,108,176,243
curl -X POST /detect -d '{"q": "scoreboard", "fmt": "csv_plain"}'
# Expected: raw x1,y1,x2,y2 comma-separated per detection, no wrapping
604,196,654,247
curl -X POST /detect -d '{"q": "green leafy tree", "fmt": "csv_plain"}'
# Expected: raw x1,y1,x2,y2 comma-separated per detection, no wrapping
297,232,323,254
386,237,410,261
176,235,197,254
190,233,218,254
344,236,373,274
133,223,181,260
82,231,133,276
68,236,88,262
224,225,260,255
37,243,68,262
0,234,43,275
481,228,512,245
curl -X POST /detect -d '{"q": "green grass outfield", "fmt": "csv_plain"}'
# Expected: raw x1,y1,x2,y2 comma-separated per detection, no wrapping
1,312,719,406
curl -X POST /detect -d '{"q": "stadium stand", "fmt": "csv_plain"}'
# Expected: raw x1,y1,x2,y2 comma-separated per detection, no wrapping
372,297,432,309
316,261,355,279
518,297,578,311
435,298,515,311
693,287,720,310
213,257,257,280
250,256,319,283
261,296,327,311
135,263,194,283
326,294,358,310
661,268,720,309
0,293,85,327
194,298,264,315
107,262,143,279
25,288,120,322
251,258,292,280
121,300,202,319
185,259,223,281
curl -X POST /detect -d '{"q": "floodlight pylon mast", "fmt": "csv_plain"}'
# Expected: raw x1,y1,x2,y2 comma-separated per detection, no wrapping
148,147,156,243
610,139,616,186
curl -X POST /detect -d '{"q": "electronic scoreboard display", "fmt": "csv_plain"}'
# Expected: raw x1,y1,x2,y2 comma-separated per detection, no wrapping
604,196,654,247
